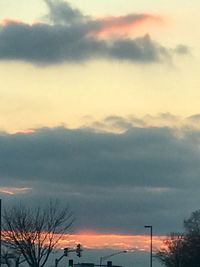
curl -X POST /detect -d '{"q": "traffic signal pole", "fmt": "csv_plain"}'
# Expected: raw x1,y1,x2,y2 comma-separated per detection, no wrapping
55,244,82,267
55,255,65,267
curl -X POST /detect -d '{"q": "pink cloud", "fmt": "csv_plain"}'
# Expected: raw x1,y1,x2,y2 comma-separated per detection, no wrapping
0,187,32,195
0,18,23,26
89,14,163,38
13,129,36,134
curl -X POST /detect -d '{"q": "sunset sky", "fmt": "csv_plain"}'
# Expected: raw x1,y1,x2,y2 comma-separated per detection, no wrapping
0,0,199,266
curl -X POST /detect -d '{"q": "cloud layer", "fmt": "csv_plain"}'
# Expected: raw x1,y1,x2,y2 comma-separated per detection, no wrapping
0,0,187,65
86,113,200,133
1,120,200,234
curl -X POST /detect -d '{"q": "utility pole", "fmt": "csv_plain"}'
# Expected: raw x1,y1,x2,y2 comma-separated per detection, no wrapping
0,199,2,267
145,225,152,267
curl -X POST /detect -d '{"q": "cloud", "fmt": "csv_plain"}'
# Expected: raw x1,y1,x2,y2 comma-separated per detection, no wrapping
0,187,32,195
174,44,190,55
1,123,200,234
0,126,195,189
187,113,200,122
87,113,200,133
0,22,167,64
0,0,187,65
88,14,162,38
44,0,85,25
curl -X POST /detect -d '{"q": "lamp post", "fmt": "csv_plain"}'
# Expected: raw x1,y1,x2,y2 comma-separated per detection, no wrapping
99,250,127,266
0,199,1,267
144,225,152,267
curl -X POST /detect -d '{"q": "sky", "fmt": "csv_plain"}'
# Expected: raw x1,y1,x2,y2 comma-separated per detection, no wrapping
0,0,200,266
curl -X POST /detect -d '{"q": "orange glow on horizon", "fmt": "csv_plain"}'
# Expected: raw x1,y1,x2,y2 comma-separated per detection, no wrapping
2,230,165,251
58,232,165,251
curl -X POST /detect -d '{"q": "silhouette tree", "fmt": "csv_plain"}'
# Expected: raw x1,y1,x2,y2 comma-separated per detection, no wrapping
2,201,74,267
156,210,200,267
156,233,186,267
1,248,14,267
1,247,25,267
182,210,200,267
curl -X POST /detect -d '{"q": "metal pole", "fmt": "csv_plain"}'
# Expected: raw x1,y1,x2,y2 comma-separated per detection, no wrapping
150,226,152,267
144,225,152,267
55,254,65,267
0,199,2,267
100,250,127,266
100,257,102,267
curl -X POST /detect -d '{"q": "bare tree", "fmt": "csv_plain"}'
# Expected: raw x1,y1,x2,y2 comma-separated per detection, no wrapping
156,233,186,267
156,210,200,267
2,201,74,267
1,248,13,267
1,247,25,267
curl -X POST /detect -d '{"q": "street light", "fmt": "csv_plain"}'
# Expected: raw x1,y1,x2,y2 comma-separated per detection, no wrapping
99,250,127,266
0,199,1,267
144,225,152,267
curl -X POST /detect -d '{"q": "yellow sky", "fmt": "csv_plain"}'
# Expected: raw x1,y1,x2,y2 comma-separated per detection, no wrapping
0,0,199,132
0,54,199,133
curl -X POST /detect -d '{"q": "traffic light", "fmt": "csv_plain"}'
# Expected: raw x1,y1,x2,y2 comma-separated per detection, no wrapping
64,248,68,256
76,244,82,257
68,259,73,267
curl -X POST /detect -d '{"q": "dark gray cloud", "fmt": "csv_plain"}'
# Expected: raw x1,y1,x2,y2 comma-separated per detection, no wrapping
45,0,85,25
0,126,198,188
174,44,190,55
108,34,167,62
0,22,167,64
0,0,188,65
1,125,200,234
